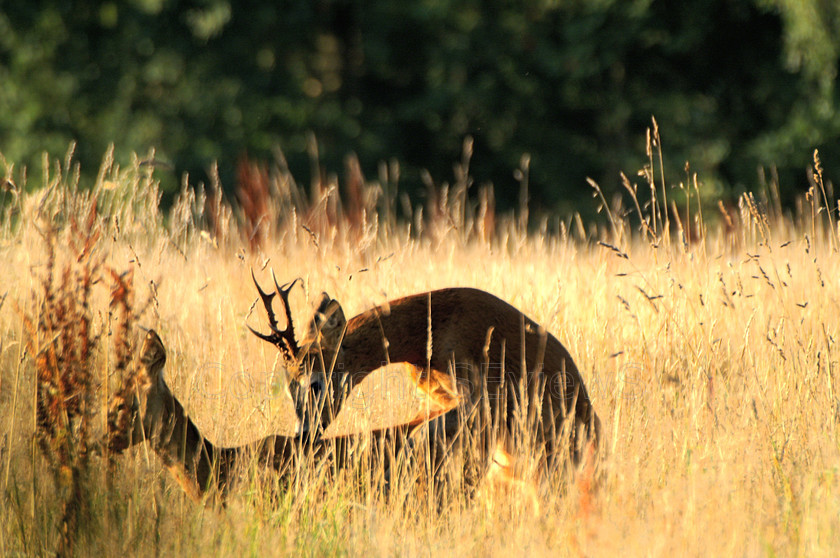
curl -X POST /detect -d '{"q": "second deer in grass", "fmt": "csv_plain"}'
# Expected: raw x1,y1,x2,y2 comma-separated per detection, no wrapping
108,329,421,501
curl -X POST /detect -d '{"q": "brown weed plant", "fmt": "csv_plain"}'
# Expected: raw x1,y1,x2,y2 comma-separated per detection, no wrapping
104,269,143,457
18,194,149,555
19,200,102,556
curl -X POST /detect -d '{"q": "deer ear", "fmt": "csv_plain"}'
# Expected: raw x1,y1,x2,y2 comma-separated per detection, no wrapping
319,299,346,348
313,292,332,316
321,300,346,342
308,293,346,347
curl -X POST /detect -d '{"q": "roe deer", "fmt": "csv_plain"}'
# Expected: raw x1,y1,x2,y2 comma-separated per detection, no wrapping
107,330,417,501
249,273,601,479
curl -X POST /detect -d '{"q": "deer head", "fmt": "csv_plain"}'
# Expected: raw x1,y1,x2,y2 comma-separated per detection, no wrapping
249,271,349,441
107,329,171,452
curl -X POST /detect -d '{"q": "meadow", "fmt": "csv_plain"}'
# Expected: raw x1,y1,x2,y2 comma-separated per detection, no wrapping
0,140,838,556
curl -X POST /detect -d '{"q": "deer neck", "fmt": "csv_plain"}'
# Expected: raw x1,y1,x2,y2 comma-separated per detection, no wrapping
139,377,234,501
140,377,310,501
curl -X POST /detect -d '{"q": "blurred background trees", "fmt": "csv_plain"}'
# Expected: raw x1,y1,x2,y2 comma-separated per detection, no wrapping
1,0,838,212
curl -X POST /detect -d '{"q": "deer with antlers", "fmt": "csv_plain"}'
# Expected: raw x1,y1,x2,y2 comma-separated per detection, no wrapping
248,272,601,490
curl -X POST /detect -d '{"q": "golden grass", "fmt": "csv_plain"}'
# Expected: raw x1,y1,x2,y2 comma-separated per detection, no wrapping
0,143,839,556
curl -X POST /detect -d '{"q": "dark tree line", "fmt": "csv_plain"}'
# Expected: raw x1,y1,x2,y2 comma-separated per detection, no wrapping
1,0,838,211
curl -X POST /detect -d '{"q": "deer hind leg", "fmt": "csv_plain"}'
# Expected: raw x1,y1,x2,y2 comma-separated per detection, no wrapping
541,382,601,478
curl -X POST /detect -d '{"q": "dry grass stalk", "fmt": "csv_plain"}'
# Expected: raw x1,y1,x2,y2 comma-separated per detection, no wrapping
203,163,233,246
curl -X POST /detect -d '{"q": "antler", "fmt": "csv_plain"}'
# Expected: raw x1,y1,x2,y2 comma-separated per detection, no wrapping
248,270,301,359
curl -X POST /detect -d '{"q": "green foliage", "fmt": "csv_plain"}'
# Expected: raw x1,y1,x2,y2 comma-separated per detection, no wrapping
0,0,838,209
751,0,840,183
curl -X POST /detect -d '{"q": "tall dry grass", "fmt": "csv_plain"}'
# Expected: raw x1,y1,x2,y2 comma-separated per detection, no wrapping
0,131,839,556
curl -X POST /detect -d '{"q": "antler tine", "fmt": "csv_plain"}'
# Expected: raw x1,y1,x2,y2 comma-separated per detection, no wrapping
251,268,280,332
272,271,299,322
272,271,301,354
249,269,300,358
